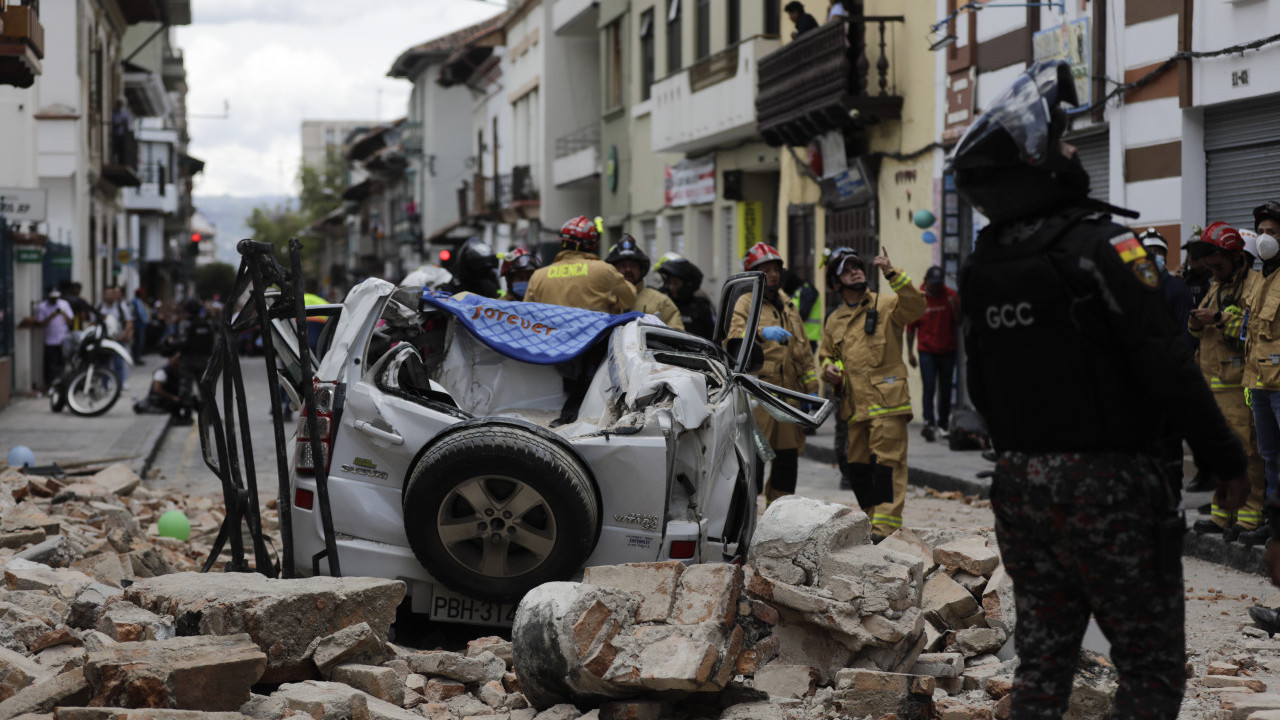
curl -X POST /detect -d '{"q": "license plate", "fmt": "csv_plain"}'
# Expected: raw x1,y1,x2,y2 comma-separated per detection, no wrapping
428,585,517,627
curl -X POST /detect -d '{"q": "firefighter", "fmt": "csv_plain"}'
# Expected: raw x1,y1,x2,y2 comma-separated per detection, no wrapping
1189,222,1268,544
818,247,861,490
605,235,684,329
819,246,925,538
499,247,542,301
729,242,818,503
525,216,636,314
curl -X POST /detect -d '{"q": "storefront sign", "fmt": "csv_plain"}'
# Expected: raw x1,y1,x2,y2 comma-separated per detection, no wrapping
1033,18,1091,106
0,188,47,222
833,162,871,203
15,248,42,264
664,154,716,207
737,201,763,259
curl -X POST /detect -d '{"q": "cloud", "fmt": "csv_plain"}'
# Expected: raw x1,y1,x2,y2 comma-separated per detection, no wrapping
178,0,502,197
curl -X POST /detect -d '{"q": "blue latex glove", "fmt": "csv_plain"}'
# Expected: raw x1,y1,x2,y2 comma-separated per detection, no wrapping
760,326,792,343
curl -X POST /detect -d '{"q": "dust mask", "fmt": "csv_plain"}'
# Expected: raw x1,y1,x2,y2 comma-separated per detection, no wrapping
1260,235,1280,261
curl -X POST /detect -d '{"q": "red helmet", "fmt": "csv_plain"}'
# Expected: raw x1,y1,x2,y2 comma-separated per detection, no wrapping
743,242,783,271
1201,221,1245,253
559,215,600,253
500,247,542,277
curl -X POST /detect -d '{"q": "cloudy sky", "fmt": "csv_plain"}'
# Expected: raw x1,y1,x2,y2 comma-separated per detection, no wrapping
175,0,504,198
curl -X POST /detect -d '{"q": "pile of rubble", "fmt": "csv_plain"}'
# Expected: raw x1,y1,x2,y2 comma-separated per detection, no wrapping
511,496,1115,719
0,465,1123,719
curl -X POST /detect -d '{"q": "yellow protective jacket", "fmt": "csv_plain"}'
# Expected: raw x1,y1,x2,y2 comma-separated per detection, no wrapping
827,267,926,422
634,287,685,330
729,289,818,452
1191,268,1250,393
1244,266,1280,390
819,302,858,422
525,250,637,314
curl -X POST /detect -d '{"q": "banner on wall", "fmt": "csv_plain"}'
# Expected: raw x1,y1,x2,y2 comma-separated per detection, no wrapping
1033,18,1091,105
737,201,763,259
664,154,716,207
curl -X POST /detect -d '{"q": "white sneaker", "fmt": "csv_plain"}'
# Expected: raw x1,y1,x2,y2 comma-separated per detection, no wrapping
938,428,950,439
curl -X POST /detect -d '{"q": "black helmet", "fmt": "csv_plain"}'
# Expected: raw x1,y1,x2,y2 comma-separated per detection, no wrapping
822,247,862,289
947,60,1090,223
456,237,499,277
1254,201,1280,233
655,253,703,300
604,234,651,277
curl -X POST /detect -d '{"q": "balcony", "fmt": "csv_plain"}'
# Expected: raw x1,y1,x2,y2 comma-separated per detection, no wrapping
0,4,44,89
123,162,178,214
553,124,600,188
102,131,142,188
161,50,185,92
650,36,779,155
553,0,597,35
756,16,904,147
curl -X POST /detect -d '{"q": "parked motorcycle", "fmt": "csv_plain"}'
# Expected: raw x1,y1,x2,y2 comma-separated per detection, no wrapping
50,318,133,416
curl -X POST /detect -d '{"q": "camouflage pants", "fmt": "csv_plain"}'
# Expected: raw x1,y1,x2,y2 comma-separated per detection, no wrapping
991,451,1185,720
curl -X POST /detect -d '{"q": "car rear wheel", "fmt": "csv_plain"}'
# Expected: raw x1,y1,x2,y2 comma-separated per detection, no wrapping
403,425,599,604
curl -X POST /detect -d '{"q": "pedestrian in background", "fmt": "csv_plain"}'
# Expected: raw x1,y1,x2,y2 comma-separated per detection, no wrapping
130,288,150,364
33,286,73,391
819,246,924,539
906,265,960,442
97,285,134,389
952,60,1246,720
730,242,818,504
784,1,818,38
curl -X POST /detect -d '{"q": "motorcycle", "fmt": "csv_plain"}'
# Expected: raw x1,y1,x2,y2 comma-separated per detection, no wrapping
50,317,133,417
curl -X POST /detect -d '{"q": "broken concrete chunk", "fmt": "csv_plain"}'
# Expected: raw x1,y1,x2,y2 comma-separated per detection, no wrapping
123,573,405,683
747,496,870,586
753,663,818,699
934,537,1000,577
819,544,924,612
3,559,95,601
84,634,266,711
832,668,935,720
532,704,583,720
670,564,740,627
0,591,70,628
330,664,404,706
582,563,683,624
311,622,386,677
598,699,669,720
94,603,175,643
0,667,91,718
0,646,45,701
951,628,1007,658
405,651,488,684
923,573,981,630
68,554,128,589
467,636,515,667
1204,675,1268,692
271,680,369,720
422,677,466,702
87,464,142,497
911,652,965,678
635,635,718,692
981,566,1016,637
0,524,46,551
13,536,78,569
1217,692,1280,720
1209,661,1241,676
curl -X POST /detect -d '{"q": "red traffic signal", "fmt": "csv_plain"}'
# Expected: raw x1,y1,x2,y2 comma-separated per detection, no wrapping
439,249,451,263
191,232,202,243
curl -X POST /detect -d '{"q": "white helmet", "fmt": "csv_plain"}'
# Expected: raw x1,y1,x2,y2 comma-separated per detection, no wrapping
1240,229,1260,259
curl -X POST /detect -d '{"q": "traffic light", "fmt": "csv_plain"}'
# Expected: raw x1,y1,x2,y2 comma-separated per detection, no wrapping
439,249,452,263
191,232,202,244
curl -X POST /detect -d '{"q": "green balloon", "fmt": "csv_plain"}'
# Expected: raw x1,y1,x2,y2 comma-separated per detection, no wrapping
157,510,191,541
913,209,937,229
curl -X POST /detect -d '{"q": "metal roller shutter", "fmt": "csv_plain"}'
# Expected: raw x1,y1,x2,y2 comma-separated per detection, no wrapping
1067,128,1110,202
1205,94,1280,228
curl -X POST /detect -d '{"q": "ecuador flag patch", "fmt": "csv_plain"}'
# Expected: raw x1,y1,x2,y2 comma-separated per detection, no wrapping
1109,235,1147,264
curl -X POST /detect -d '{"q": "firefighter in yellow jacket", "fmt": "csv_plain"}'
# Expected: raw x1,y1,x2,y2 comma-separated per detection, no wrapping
1189,222,1268,543
730,242,819,503
1244,202,1280,543
820,246,926,539
525,216,636,313
604,235,685,330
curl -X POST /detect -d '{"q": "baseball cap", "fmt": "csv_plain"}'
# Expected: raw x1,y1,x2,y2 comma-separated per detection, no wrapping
924,266,944,283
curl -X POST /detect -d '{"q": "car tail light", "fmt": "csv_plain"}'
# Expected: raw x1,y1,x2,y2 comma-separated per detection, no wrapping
669,540,696,559
296,380,336,475
295,488,314,510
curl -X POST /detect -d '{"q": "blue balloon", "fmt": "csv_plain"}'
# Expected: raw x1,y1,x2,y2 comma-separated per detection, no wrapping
7,446,34,468
922,231,938,245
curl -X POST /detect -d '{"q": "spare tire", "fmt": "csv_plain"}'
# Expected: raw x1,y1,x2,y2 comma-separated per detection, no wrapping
403,424,600,604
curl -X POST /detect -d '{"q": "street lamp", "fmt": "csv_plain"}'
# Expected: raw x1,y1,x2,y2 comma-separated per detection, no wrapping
928,2,1066,51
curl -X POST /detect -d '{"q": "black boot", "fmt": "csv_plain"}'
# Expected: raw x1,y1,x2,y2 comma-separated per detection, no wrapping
1192,519,1225,535
1249,604,1280,634
1238,525,1272,547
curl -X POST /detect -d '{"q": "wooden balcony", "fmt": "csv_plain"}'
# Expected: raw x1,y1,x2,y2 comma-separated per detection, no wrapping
755,15,904,147
0,4,44,88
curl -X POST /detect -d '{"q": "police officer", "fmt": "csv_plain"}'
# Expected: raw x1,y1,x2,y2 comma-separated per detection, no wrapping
1188,222,1268,543
442,237,501,299
605,235,685,330
526,216,636,313
499,247,542,301
656,253,716,340
818,246,925,538
785,272,822,351
952,61,1247,720
729,242,818,503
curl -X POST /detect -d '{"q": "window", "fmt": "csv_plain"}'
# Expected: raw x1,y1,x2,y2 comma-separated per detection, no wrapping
765,0,780,36
728,0,741,45
666,0,682,74
605,19,623,110
641,219,658,259
640,9,655,101
695,0,710,61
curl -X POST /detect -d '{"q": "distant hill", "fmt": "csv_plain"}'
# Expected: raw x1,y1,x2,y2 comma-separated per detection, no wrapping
194,194,295,265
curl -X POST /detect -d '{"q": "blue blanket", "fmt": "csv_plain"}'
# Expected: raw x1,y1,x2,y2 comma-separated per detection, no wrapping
421,290,643,365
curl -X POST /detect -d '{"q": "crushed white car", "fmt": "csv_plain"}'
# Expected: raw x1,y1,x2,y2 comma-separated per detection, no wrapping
251,272,830,625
